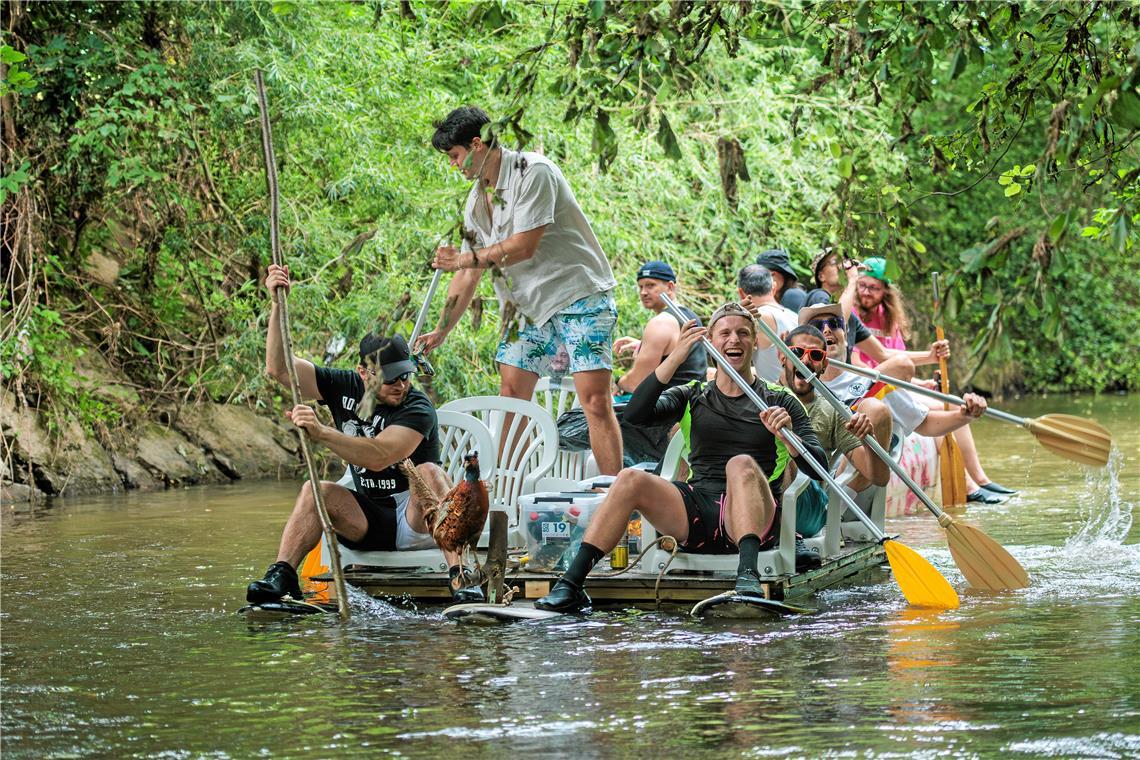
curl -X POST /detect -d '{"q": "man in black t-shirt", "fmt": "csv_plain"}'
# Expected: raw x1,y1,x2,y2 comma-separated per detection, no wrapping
536,303,827,613
247,264,482,605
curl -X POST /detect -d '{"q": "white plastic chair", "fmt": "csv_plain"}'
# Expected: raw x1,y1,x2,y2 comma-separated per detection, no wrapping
532,376,597,484
332,410,498,572
440,396,558,528
639,433,806,579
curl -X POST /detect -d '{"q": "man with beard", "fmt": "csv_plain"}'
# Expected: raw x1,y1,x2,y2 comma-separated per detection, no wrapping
778,324,891,567
535,304,827,612
247,265,483,604
851,259,1017,501
800,303,988,453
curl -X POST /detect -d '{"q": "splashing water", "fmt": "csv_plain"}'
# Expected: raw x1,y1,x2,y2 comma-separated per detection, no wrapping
1067,447,1133,546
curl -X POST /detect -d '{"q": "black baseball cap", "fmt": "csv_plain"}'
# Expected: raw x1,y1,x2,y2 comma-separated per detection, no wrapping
754,249,799,282
359,334,416,381
636,260,676,283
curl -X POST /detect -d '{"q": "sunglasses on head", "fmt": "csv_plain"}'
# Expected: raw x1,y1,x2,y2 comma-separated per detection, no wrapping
789,345,827,363
809,317,845,333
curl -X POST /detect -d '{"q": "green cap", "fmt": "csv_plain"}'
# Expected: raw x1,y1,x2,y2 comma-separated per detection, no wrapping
863,257,890,284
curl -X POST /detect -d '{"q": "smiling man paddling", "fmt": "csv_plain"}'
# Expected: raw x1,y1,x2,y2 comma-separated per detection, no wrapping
535,303,827,613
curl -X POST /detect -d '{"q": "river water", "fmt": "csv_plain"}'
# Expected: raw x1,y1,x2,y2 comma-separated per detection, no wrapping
3,395,1138,758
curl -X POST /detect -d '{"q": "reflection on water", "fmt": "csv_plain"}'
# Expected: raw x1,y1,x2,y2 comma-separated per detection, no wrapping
2,396,1138,757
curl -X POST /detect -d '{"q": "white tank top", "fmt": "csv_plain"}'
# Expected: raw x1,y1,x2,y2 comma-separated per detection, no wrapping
751,303,800,382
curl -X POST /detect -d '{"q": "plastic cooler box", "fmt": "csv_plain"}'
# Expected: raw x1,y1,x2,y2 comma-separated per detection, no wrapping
519,491,607,571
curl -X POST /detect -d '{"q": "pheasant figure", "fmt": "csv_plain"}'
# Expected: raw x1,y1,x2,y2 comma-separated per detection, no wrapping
400,453,489,564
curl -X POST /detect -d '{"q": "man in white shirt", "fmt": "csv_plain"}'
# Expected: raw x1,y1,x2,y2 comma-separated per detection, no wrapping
737,264,800,382
418,107,622,474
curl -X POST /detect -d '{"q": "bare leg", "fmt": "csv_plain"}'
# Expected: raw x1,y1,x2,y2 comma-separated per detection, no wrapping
582,469,690,551
951,426,991,485
275,481,369,568
877,354,916,382
721,454,776,543
573,368,623,475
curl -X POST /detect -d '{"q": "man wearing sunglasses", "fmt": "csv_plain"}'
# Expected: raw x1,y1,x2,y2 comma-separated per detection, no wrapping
800,303,988,447
778,325,892,567
247,265,480,605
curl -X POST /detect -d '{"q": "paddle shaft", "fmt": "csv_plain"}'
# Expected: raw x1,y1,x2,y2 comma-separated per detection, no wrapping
255,70,350,620
827,357,1028,427
749,310,951,522
659,295,892,544
930,273,953,406
410,268,444,349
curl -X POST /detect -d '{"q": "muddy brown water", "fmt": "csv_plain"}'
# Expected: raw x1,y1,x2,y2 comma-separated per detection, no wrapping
2,395,1138,757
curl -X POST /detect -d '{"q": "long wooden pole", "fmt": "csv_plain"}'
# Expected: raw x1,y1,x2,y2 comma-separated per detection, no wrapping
255,70,350,620
931,272,969,506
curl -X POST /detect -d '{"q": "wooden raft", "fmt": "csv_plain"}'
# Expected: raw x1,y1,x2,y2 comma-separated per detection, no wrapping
317,542,888,607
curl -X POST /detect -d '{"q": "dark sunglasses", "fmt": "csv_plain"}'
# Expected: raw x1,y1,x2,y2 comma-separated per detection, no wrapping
789,346,827,363
809,317,845,334
383,371,414,385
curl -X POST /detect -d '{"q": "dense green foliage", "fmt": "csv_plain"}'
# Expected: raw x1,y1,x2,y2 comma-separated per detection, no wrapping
2,1,1137,436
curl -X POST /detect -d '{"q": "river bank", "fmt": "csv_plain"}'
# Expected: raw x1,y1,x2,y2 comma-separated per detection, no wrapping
0,384,311,504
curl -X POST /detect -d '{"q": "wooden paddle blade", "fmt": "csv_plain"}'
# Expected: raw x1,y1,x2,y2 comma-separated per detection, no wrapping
941,516,1030,591
938,435,969,506
883,540,960,610
1027,414,1113,467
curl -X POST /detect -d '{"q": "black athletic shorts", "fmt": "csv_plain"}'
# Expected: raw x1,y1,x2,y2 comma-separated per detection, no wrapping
672,482,779,554
337,490,398,552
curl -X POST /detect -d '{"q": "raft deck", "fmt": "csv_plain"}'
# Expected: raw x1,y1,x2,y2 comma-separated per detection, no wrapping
323,541,888,607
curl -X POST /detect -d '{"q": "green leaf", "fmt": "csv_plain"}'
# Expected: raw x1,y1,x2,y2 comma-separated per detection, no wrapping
1019,163,1036,177
272,1,297,14
830,142,842,159
589,0,605,21
1004,182,1021,197
1081,226,1101,237
0,45,27,64
949,48,966,80
655,113,682,160
1048,214,1066,243
1109,90,1140,130
913,240,927,254
998,174,1012,185
1111,213,1130,252
838,154,853,179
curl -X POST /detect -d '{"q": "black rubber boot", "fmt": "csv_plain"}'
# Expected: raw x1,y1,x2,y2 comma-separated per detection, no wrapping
246,561,303,604
534,578,591,613
795,537,822,572
451,581,486,604
734,568,764,598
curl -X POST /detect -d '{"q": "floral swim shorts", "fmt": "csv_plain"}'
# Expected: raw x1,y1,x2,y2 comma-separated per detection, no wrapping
496,291,616,376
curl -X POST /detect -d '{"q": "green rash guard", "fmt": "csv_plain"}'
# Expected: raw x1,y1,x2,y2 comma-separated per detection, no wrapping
624,374,827,499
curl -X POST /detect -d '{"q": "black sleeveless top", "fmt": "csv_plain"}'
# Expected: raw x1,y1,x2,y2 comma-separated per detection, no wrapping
664,305,708,385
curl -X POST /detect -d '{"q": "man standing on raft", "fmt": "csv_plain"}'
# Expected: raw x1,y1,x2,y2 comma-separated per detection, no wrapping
535,304,827,612
417,106,623,474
